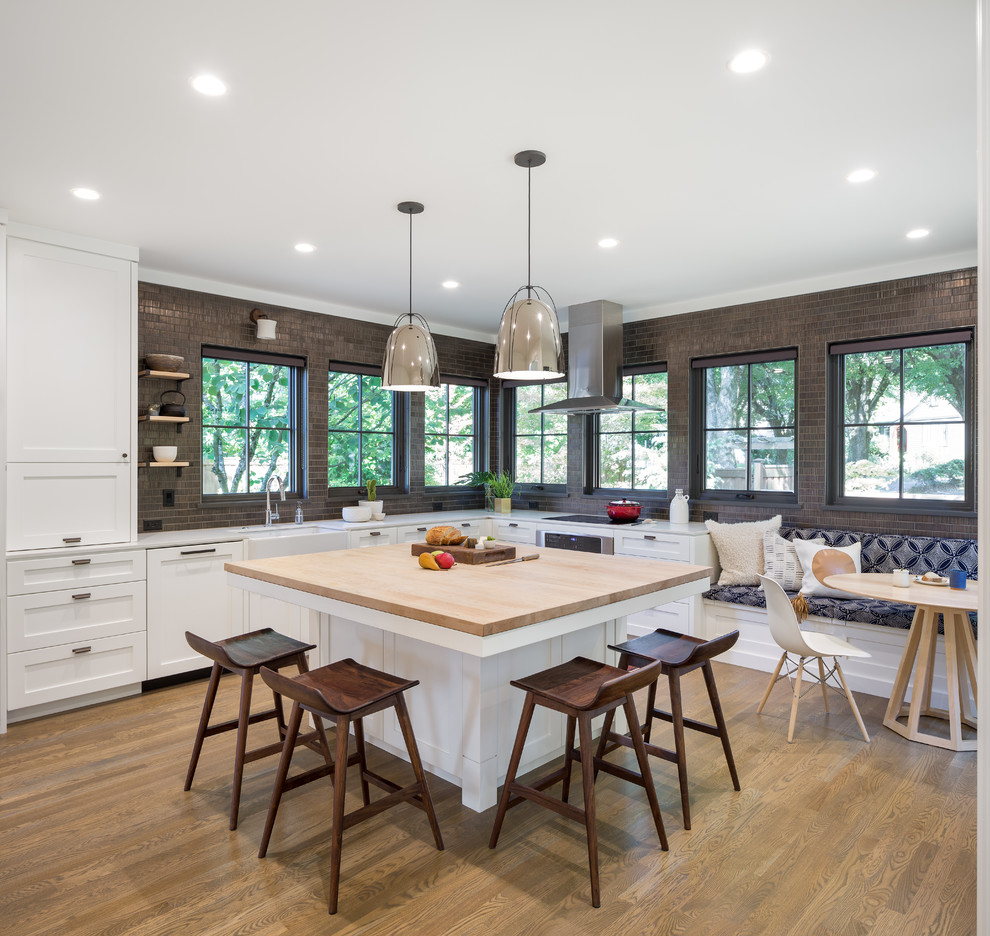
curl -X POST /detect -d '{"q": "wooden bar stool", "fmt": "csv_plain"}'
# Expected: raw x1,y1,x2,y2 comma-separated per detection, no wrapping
258,658,444,915
598,628,741,830
489,656,668,908
183,628,331,830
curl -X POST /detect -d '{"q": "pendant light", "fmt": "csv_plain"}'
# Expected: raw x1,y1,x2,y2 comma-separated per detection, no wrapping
493,150,564,380
382,201,440,391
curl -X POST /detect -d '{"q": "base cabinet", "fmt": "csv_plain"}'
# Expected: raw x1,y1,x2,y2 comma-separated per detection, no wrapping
146,541,244,680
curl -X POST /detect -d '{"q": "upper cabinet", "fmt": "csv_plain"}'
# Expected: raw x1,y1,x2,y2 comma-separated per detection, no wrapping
6,236,135,462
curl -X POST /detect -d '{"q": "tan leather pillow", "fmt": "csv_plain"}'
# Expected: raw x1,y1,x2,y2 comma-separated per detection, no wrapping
793,540,862,597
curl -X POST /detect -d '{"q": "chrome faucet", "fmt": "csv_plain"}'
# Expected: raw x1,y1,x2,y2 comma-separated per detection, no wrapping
265,475,286,526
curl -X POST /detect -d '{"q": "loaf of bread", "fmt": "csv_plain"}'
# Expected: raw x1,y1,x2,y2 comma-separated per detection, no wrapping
425,525,466,546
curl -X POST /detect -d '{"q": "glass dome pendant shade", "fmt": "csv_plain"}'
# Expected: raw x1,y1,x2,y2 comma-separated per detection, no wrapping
382,201,440,391
493,150,564,380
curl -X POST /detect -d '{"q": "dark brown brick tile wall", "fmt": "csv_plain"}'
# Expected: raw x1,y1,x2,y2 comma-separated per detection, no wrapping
139,267,977,539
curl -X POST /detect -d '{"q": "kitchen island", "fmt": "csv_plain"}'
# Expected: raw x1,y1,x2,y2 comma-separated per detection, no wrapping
225,542,711,810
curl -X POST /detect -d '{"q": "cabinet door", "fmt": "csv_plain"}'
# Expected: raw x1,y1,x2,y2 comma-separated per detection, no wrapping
6,237,134,462
6,464,131,550
146,541,245,680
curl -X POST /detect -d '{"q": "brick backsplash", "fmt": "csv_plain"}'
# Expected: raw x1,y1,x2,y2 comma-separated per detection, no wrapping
139,268,977,539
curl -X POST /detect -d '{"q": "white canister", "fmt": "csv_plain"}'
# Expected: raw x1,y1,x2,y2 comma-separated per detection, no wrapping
892,568,910,587
669,489,690,524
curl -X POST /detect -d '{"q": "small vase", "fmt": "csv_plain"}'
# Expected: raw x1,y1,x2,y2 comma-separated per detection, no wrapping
669,489,690,524
358,500,384,517
493,497,512,514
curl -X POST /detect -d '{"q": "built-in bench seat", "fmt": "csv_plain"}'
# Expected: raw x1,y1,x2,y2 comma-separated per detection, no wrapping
702,526,977,709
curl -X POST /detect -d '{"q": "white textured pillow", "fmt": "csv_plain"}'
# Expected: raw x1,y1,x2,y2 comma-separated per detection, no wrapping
763,532,822,591
793,539,862,597
705,515,782,585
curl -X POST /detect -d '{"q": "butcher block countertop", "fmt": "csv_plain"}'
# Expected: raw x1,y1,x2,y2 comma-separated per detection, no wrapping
226,542,712,637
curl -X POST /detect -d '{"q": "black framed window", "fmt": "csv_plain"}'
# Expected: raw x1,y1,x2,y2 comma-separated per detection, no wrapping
328,364,400,491
596,366,668,491
691,349,797,501
202,347,306,498
827,329,973,511
509,380,568,487
424,378,486,487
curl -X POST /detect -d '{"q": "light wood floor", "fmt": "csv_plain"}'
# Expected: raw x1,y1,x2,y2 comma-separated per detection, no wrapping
0,663,976,936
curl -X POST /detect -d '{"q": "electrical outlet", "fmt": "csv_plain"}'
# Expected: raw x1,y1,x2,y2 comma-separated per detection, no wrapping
703,511,718,522
162,489,176,508
143,519,163,532
433,502,443,511
528,501,538,509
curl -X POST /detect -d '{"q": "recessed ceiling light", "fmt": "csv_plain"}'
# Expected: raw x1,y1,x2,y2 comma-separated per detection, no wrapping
191,74,227,96
728,49,770,74
71,187,100,201
598,238,619,249
441,280,459,289
294,243,316,253
906,228,930,239
847,168,877,184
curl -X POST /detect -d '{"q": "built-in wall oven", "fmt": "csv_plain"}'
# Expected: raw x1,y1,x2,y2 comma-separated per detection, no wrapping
537,530,614,555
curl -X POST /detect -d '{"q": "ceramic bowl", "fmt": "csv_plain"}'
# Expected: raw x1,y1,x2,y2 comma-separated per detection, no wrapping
145,353,184,372
341,505,372,523
152,445,177,463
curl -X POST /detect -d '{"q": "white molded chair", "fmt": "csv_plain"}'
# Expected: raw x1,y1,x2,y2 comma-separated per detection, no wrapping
756,575,871,743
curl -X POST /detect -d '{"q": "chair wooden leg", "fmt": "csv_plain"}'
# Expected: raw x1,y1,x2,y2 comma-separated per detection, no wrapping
258,701,304,858
229,668,254,830
817,657,829,712
328,714,351,916
489,693,536,849
666,671,691,829
561,714,577,803
701,661,740,791
758,653,787,713
623,696,667,851
393,694,444,850
787,658,804,743
577,713,601,908
185,662,222,791
833,659,870,743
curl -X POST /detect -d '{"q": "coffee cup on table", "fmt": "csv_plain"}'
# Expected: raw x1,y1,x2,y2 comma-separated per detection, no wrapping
949,569,967,590
892,569,910,587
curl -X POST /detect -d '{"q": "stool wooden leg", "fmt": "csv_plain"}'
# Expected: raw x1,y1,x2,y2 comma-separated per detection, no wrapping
229,669,254,830
489,693,536,849
561,714,577,803
258,701,304,858
701,661,740,791
624,695,667,850
577,713,601,908
185,662,222,791
328,714,351,916
666,671,692,829
353,718,371,806
393,694,444,851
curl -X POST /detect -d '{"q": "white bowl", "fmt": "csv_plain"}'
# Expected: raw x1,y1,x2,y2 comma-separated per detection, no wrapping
341,505,372,523
153,445,177,463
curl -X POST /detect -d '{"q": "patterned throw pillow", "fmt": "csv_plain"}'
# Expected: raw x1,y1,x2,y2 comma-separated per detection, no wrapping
705,515,782,585
793,539,862,597
763,531,822,590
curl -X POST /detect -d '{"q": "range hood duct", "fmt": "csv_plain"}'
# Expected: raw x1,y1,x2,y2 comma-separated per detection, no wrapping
529,299,664,414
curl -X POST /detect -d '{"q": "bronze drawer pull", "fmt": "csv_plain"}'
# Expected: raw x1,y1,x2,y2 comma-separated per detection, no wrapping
644,535,656,541
370,531,382,536
417,526,428,532
509,522,519,527
63,536,82,544
180,548,217,556
71,558,92,566
72,646,92,654
72,592,92,600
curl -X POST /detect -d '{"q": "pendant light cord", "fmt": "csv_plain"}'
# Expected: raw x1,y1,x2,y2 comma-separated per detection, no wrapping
526,162,532,296
408,210,414,323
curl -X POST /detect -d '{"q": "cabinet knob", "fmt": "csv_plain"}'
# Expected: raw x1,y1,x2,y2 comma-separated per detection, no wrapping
122,454,128,459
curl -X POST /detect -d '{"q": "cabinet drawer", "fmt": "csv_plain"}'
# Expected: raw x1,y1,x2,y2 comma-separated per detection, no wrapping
614,531,692,562
625,600,693,640
491,520,536,544
394,524,432,544
7,549,146,595
7,631,147,710
347,528,397,549
7,581,147,652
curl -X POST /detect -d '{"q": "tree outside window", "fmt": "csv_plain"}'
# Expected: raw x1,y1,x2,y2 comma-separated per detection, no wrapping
598,370,668,490
328,369,395,488
832,333,971,504
695,352,796,496
425,382,480,486
514,381,567,485
202,350,303,496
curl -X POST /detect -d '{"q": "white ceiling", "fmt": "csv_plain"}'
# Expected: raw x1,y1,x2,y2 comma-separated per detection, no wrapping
0,1,978,342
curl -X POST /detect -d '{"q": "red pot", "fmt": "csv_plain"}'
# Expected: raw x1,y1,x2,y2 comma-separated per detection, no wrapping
606,499,641,523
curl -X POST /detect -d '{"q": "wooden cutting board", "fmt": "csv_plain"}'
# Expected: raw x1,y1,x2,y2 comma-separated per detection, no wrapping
410,542,516,564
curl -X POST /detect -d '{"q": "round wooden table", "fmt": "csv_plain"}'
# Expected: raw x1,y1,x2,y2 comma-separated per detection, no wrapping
823,572,978,751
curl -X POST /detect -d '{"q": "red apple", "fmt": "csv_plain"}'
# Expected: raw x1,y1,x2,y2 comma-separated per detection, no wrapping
435,552,456,570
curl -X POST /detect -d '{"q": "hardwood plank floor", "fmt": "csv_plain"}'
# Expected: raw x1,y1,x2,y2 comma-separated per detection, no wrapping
0,663,976,935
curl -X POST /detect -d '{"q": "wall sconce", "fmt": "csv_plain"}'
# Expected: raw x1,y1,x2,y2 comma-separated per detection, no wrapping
250,308,277,340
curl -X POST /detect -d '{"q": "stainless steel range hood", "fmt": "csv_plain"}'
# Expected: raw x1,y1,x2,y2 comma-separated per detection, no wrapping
530,299,663,414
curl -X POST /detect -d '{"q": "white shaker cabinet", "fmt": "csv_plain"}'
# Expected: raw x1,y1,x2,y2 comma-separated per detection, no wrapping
347,528,397,549
491,519,537,544
146,541,245,680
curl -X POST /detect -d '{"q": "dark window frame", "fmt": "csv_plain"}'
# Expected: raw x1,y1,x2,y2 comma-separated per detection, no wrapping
826,328,974,514
592,363,669,496
201,345,307,503
327,361,409,496
690,348,799,505
424,375,488,491
501,377,568,494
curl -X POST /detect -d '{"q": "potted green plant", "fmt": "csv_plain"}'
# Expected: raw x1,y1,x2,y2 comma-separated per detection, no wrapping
460,469,515,513
358,479,384,517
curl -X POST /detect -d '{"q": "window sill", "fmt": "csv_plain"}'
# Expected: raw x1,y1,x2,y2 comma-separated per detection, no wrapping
824,502,976,518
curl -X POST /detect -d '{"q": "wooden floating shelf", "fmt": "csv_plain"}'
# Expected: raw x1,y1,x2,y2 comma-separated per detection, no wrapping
138,461,191,468
138,415,190,424
139,369,191,380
